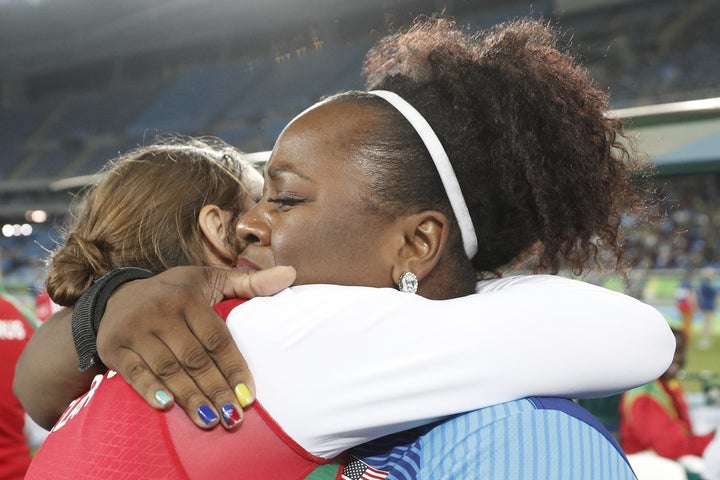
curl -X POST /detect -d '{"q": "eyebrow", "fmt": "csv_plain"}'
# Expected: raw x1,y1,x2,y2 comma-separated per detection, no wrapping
266,165,312,182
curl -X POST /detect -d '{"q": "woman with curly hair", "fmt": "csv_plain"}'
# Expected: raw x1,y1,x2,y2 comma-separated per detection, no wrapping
21,17,665,479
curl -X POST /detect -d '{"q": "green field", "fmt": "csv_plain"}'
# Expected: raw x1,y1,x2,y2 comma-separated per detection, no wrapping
598,271,720,393
682,335,720,393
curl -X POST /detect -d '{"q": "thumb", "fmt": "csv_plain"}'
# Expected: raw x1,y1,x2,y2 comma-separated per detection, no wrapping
219,266,297,299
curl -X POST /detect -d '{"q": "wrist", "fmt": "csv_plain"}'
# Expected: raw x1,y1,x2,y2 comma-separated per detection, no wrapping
71,267,155,370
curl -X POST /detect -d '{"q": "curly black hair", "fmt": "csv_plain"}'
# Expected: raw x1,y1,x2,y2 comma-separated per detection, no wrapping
329,17,651,280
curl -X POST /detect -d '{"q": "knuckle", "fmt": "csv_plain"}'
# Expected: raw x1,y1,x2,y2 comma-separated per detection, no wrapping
176,390,206,409
125,360,150,382
224,364,251,383
206,386,231,404
181,348,213,374
154,356,184,379
203,331,233,356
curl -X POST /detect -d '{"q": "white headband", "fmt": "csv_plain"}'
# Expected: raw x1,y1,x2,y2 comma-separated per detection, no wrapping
369,90,478,259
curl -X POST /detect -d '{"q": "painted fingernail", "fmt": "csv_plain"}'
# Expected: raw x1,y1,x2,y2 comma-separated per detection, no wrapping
154,390,173,408
221,403,242,428
197,405,218,425
234,383,253,408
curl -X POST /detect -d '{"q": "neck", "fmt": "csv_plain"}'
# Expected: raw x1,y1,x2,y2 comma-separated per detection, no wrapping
418,259,476,300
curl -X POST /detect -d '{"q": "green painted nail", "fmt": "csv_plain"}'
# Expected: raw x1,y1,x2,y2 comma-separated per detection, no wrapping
154,390,173,408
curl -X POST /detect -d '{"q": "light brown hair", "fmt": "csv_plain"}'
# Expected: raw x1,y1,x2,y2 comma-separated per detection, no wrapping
46,136,251,307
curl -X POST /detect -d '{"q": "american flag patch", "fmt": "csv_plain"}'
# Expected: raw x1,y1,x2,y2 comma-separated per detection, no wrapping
341,455,389,480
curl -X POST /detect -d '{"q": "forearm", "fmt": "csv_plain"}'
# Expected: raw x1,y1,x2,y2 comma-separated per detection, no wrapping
227,276,674,457
13,308,105,430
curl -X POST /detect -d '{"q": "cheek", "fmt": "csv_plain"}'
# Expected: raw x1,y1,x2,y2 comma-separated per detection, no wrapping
316,218,392,283
273,217,358,280
270,218,326,268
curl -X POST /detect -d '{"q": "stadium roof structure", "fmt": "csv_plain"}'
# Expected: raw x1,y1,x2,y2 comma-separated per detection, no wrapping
2,98,720,223
614,97,720,176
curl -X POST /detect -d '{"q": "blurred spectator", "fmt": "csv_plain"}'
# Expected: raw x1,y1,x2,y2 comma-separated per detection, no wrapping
677,277,697,344
623,176,720,271
0,278,39,479
620,328,715,474
697,269,718,350
33,289,59,323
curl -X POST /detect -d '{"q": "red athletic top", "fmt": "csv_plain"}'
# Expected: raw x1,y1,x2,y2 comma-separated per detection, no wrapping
26,300,336,479
0,292,35,480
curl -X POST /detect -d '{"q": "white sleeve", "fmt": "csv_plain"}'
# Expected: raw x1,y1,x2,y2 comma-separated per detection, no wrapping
225,274,674,458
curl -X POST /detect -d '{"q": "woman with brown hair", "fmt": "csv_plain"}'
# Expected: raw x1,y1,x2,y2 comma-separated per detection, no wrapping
19,135,293,429
45,136,264,308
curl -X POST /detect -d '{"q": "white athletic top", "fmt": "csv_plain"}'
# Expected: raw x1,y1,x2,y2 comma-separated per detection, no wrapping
226,274,674,458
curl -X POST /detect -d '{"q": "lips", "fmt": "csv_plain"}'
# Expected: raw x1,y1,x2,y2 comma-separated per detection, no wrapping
235,257,261,271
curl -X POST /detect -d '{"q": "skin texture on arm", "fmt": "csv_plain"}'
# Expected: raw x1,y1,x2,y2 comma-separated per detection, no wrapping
13,309,104,430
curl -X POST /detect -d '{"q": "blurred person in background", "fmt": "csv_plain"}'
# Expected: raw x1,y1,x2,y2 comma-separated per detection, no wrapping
677,275,697,343
620,328,715,478
697,269,717,349
33,288,60,323
0,269,39,479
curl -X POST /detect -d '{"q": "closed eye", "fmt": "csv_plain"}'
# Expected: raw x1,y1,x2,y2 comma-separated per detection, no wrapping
267,195,306,208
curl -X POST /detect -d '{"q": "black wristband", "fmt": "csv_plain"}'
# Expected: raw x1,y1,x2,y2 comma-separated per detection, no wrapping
71,267,155,371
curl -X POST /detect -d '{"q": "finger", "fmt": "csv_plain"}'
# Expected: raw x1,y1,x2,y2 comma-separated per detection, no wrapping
173,301,254,428
162,343,246,430
120,299,251,430
109,345,177,411
106,330,226,430
129,337,229,430
184,301,256,406
217,266,297,299
97,268,261,429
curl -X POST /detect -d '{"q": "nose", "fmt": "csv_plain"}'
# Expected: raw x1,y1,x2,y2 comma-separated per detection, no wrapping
236,205,270,246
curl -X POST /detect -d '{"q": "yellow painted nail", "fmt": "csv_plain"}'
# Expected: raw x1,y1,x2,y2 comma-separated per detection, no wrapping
234,383,254,408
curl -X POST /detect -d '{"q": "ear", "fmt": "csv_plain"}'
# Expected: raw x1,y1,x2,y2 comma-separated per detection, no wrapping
390,210,450,286
198,204,235,267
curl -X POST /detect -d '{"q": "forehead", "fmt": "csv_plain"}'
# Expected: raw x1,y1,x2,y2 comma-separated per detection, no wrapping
268,99,378,171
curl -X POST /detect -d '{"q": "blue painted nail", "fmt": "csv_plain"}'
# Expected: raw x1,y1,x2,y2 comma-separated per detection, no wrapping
197,405,218,425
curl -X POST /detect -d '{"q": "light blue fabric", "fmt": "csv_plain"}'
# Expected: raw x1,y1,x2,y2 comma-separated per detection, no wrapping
348,397,637,480
417,398,636,480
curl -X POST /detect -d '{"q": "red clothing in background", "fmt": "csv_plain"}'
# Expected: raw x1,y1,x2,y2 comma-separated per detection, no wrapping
620,378,715,459
34,289,59,323
0,291,36,479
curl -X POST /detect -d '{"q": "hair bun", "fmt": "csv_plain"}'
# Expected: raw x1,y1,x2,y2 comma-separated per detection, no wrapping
45,233,111,307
